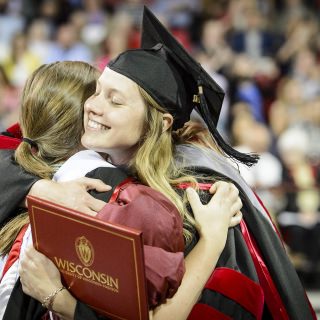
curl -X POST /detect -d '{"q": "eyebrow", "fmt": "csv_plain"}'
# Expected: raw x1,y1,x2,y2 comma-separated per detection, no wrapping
108,88,126,98
99,77,126,98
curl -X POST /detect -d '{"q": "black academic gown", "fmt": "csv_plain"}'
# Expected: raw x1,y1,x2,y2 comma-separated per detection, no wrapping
0,150,38,227
175,145,316,320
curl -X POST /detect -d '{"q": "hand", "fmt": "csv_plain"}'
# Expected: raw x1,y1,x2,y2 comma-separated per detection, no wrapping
209,182,243,228
29,178,111,215
19,246,62,303
186,181,242,240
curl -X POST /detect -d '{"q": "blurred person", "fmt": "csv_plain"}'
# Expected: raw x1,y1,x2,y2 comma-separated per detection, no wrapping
0,0,24,57
303,97,320,162
27,18,54,64
95,12,133,70
229,54,265,123
46,23,93,63
291,47,320,101
276,127,320,284
80,0,109,48
195,19,232,139
232,113,283,213
83,0,106,25
227,6,281,59
149,0,200,29
275,0,313,31
276,13,318,73
114,0,145,28
1,32,41,87
269,77,305,137
0,66,20,131
199,19,234,73
39,0,76,27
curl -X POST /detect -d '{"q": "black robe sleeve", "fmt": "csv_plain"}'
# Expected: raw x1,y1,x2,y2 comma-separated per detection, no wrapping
0,150,40,226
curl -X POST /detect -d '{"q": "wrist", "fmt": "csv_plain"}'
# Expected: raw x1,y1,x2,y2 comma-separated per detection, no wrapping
42,285,66,311
29,180,58,202
199,223,228,242
199,227,228,252
46,287,77,320
30,179,51,197
51,287,77,320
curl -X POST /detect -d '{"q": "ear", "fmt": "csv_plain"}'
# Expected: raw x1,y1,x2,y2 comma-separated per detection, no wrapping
162,113,173,133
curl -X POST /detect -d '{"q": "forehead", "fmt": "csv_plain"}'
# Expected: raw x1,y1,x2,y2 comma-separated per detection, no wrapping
99,67,140,96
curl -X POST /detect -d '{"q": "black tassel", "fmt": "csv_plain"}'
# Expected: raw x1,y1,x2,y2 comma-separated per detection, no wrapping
197,81,259,167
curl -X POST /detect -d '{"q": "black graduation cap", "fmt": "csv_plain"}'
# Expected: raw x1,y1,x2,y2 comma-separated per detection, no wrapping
108,6,258,166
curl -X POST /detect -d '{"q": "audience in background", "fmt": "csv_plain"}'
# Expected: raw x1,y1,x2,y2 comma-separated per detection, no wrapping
0,0,319,286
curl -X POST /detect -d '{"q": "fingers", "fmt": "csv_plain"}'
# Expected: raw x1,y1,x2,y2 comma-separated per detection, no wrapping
88,198,107,213
209,183,217,194
229,211,243,227
79,177,112,192
231,197,243,215
79,207,98,216
210,181,239,197
186,187,203,213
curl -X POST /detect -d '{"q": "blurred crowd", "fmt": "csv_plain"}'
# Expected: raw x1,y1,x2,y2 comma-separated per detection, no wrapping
0,0,320,286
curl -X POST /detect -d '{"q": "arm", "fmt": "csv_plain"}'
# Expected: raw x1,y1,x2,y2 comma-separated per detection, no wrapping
19,182,242,320
29,178,111,216
0,150,111,221
150,182,242,319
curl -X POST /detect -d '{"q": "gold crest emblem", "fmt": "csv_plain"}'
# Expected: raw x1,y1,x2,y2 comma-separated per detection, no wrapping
75,236,94,267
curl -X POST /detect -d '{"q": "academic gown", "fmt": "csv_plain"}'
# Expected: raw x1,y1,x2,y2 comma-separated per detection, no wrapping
175,144,316,320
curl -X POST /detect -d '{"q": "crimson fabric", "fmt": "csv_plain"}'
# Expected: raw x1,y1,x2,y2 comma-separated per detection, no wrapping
97,180,185,307
205,267,264,319
176,182,212,190
6,123,22,138
0,123,22,149
240,218,289,319
188,303,232,320
1,224,28,281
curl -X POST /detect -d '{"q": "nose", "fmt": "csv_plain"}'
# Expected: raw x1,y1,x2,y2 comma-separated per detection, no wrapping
84,96,103,116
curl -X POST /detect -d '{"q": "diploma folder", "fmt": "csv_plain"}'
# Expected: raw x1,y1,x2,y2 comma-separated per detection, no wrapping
27,195,149,320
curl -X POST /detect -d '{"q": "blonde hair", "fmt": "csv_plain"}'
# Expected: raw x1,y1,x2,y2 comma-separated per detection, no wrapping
15,61,100,179
130,87,218,243
0,61,100,257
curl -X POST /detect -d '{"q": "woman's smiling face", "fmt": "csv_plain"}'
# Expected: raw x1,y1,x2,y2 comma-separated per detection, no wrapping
81,67,146,165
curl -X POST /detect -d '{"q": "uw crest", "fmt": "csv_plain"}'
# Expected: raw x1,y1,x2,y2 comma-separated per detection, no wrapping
75,236,94,267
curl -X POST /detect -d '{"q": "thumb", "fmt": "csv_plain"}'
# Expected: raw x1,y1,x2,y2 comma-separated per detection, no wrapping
80,178,112,192
186,188,202,212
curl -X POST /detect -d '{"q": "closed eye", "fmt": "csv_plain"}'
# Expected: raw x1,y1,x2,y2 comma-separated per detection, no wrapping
111,96,123,105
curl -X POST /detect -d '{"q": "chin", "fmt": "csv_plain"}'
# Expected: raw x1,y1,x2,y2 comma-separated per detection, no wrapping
81,136,94,150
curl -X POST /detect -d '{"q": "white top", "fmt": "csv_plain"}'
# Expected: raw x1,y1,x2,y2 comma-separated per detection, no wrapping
53,150,114,182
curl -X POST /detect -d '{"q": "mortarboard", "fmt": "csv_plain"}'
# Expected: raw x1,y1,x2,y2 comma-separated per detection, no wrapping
108,6,258,166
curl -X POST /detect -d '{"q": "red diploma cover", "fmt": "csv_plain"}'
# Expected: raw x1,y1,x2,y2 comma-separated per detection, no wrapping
27,195,149,320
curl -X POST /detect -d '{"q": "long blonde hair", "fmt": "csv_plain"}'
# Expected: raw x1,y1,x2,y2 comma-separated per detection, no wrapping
130,87,219,243
16,61,100,179
0,61,100,257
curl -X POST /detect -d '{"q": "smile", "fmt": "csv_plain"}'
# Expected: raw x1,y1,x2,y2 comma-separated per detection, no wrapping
87,119,110,131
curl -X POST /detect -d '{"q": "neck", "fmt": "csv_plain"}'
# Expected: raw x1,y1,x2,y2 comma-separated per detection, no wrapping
108,149,134,166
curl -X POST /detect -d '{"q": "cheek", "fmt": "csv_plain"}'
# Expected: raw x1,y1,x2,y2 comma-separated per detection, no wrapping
129,111,145,136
